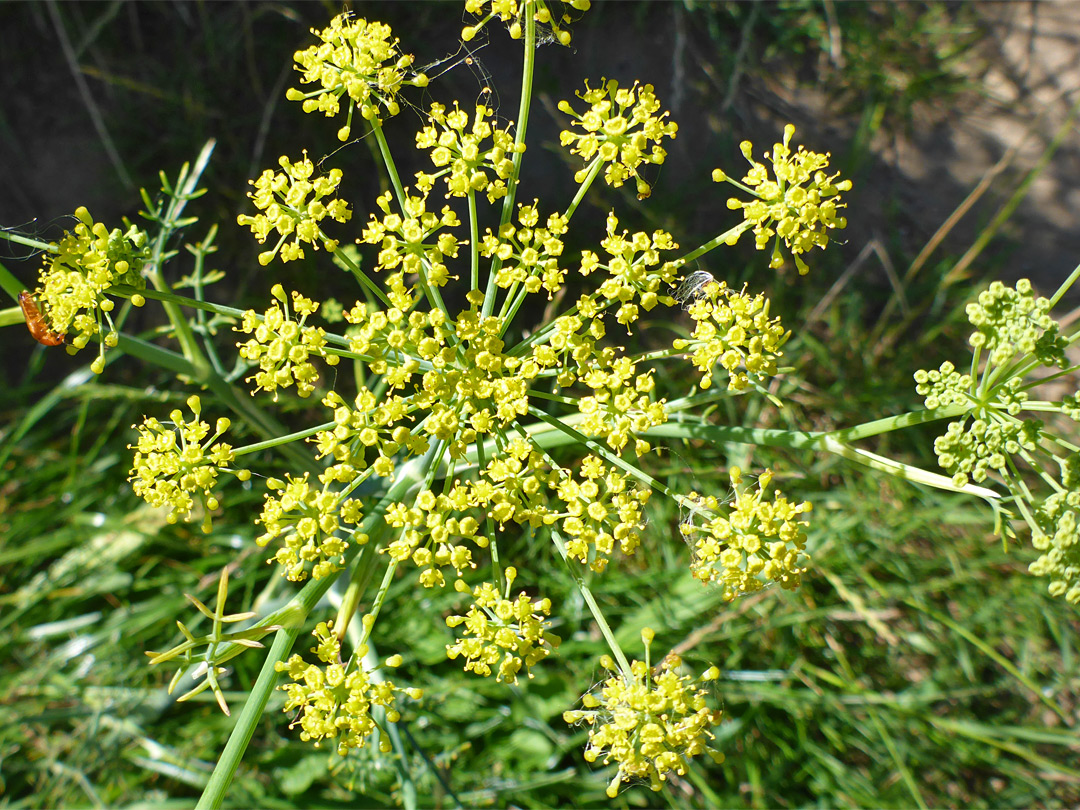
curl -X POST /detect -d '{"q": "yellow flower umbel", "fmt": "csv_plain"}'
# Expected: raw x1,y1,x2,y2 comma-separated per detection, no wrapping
563,628,724,797
33,206,149,372
680,468,812,601
128,395,250,533
559,79,678,199
445,567,561,683
275,621,422,755
463,0,591,45
578,212,679,328
554,455,652,571
235,285,340,400
479,201,569,296
237,152,352,266
256,473,369,582
415,102,525,203
673,271,788,392
716,124,851,274
286,14,428,140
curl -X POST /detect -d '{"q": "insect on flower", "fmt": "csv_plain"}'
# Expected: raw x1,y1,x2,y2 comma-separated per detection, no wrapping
18,291,65,346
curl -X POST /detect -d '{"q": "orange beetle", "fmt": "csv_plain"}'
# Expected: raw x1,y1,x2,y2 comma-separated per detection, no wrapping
18,291,66,346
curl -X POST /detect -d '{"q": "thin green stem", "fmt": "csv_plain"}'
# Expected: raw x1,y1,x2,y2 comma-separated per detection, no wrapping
672,221,753,271
551,529,633,675
371,119,407,208
482,8,535,321
642,418,1000,501
562,157,604,223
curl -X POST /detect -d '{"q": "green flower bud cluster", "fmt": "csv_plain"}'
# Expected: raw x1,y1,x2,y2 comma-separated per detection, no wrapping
236,152,351,266
480,202,569,297
716,124,850,274
34,205,150,371
286,14,428,140
445,567,561,684
916,280,1080,602
128,395,250,533
578,212,678,328
415,102,524,202
913,360,974,410
256,473,368,582
463,0,590,46
1028,483,1080,604
681,468,811,601
933,418,1041,488
966,279,1065,367
558,79,678,199
236,285,340,400
673,273,788,391
276,621,422,755
563,628,723,798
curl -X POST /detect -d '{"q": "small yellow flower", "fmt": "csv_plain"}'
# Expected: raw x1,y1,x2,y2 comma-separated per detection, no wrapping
237,152,351,266
256,473,368,582
416,102,525,202
680,468,812,600
275,621,419,755
235,285,340,400
445,568,561,683
464,0,590,46
673,272,788,391
34,206,150,369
